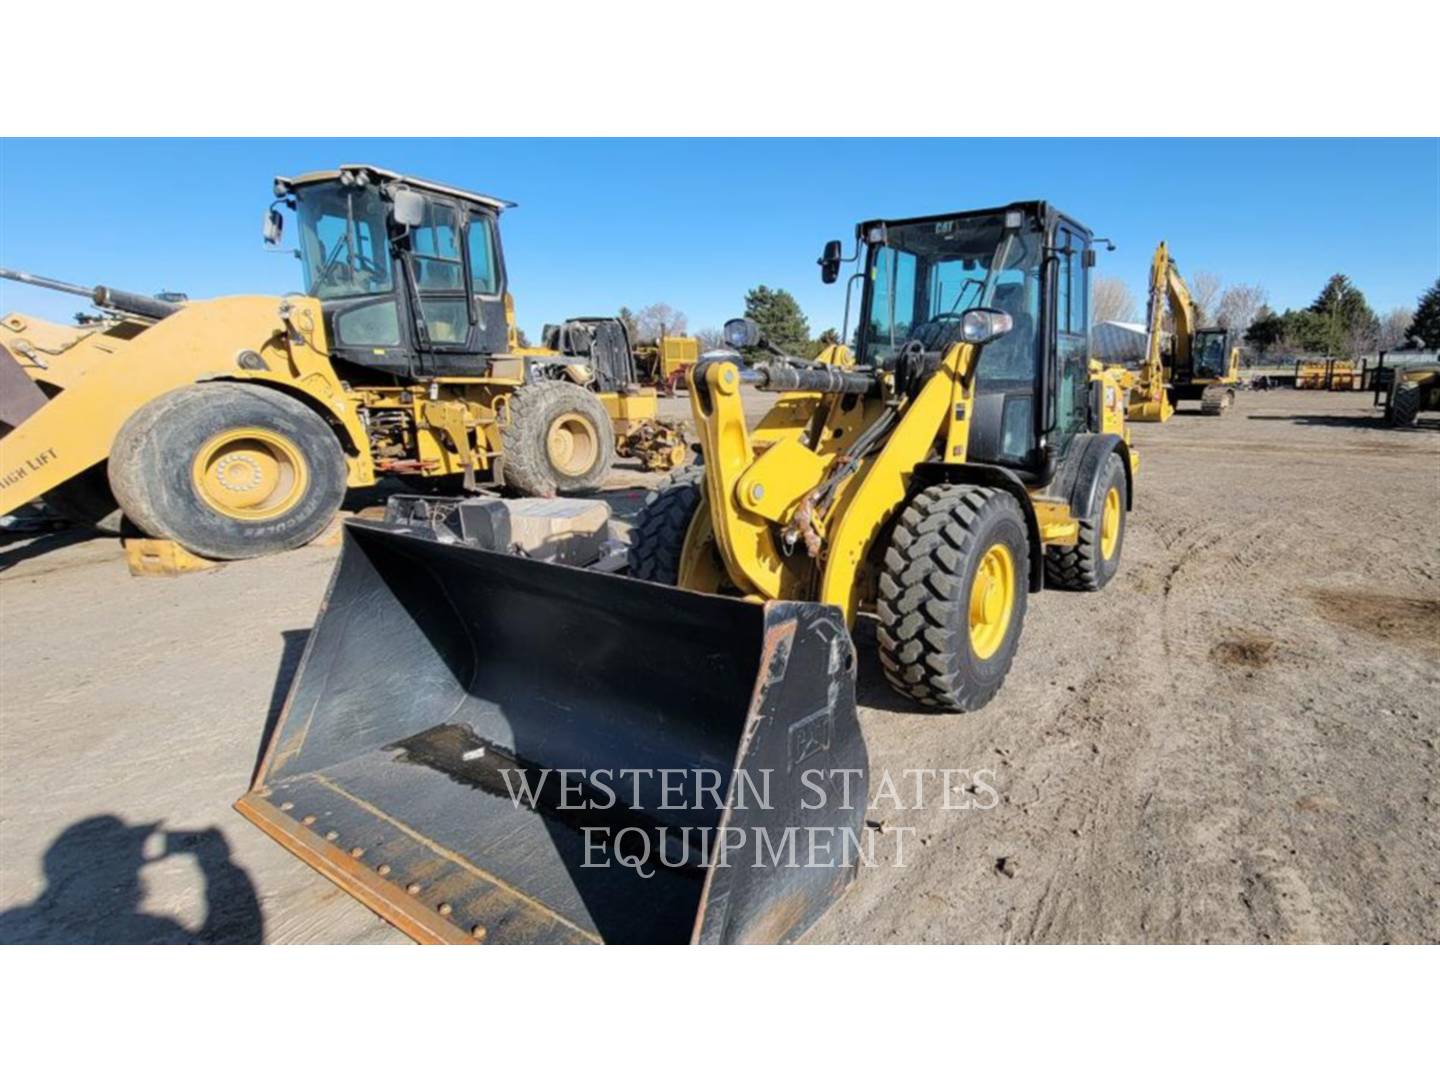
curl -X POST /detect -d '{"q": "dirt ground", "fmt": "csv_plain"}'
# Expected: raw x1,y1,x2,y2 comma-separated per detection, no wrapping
1,387,1436,944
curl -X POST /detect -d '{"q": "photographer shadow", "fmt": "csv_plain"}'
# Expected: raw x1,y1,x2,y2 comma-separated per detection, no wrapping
0,815,263,944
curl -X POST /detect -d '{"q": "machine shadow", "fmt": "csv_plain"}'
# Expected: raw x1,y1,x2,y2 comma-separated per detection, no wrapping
1246,413,1398,429
0,814,263,944
250,629,312,785
0,526,101,571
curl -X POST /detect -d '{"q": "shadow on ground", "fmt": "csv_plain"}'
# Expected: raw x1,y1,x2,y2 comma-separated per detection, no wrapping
0,526,98,571
0,815,263,944
1247,412,1436,430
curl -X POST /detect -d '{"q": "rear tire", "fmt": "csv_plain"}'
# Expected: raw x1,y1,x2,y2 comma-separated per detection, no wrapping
1387,384,1420,427
43,461,123,534
501,381,615,496
876,484,1029,712
108,383,347,560
1044,453,1127,592
627,466,703,584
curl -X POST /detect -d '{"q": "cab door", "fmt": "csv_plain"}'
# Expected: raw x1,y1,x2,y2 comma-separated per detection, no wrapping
403,199,509,376
1050,220,1092,448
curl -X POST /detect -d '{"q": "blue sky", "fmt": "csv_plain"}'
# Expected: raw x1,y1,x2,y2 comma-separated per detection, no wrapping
1,139,1435,340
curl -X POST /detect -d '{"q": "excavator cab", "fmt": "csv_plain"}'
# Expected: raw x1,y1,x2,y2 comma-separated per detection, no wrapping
269,165,516,381
1189,329,1233,381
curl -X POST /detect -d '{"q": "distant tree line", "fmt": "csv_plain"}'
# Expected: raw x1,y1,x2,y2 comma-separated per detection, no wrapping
612,274,1440,367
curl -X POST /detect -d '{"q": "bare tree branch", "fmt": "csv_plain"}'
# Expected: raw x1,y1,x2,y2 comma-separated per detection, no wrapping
633,303,688,343
1189,272,1223,324
1092,276,1138,323
1214,283,1268,336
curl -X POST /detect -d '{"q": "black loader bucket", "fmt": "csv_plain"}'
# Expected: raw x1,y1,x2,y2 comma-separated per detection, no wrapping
237,520,867,944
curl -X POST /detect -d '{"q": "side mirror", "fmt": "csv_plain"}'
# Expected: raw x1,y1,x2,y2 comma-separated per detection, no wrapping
391,189,426,228
724,317,762,349
818,239,843,284
262,208,284,246
959,307,1014,346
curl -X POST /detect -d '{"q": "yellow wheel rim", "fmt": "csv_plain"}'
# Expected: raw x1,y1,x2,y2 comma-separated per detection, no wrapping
1100,486,1122,561
546,412,600,477
191,427,309,521
968,542,1016,661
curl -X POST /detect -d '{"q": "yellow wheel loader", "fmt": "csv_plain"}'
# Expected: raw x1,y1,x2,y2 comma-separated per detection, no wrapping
1124,241,1240,420
237,201,1136,944
0,165,678,560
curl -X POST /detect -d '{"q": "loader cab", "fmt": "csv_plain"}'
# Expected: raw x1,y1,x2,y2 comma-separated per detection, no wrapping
854,202,1094,481
273,165,513,382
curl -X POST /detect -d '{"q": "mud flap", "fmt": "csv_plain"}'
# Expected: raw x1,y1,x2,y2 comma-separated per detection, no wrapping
237,519,867,944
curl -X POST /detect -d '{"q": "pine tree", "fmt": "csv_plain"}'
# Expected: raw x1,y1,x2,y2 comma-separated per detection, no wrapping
744,285,812,357
1406,279,1440,348
1307,274,1379,355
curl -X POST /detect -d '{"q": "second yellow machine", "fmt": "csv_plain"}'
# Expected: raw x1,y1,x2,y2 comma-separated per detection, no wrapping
0,165,678,559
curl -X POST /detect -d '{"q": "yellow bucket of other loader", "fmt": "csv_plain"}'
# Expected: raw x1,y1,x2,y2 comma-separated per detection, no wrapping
237,519,867,944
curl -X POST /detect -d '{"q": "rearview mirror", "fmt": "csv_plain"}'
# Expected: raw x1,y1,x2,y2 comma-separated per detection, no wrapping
391,189,426,228
959,307,1014,346
818,240,842,284
262,208,284,246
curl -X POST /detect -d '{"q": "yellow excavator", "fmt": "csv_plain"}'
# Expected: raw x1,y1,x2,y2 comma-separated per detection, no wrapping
1125,241,1241,421
0,165,680,559
239,201,1138,944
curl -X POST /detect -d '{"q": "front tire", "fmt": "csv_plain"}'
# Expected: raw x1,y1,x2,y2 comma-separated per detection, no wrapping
876,484,1030,711
627,466,703,584
108,383,347,560
1044,453,1127,592
500,381,615,496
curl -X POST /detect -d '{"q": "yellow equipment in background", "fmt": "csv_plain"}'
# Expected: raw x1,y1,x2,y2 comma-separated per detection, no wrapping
1295,357,1361,391
632,332,701,395
238,200,1139,945
525,317,688,470
0,165,677,560
1124,241,1241,420
1295,358,1331,389
1378,363,1440,425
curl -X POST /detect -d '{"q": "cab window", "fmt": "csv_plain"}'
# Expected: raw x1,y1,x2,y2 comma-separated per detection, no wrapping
467,217,499,295
410,202,464,292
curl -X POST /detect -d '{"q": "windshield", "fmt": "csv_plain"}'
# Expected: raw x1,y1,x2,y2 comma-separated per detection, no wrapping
295,183,395,300
1192,330,1229,378
859,212,1042,387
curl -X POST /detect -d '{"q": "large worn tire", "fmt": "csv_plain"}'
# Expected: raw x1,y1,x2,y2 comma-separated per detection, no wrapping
627,466,703,584
1044,453,1128,592
43,461,124,534
108,383,347,560
1387,384,1420,427
500,381,615,496
876,484,1030,712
